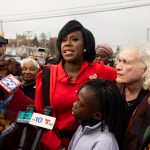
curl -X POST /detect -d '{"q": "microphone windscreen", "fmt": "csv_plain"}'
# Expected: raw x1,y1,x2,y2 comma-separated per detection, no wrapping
27,105,36,112
43,106,53,116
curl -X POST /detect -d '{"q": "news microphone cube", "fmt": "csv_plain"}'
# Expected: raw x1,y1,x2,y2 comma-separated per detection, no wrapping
29,113,56,130
16,111,34,124
0,74,21,93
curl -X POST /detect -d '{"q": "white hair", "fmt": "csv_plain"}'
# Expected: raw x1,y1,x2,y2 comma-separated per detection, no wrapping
116,41,150,90
21,57,40,69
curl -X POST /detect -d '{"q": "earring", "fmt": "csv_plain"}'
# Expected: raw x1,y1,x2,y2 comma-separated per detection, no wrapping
84,49,86,53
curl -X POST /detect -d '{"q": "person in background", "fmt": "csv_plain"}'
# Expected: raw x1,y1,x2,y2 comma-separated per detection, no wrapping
7,58,22,80
34,20,117,150
0,36,9,79
0,36,8,58
20,57,40,100
68,79,126,150
0,58,34,150
0,36,22,79
45,56,59,65
34,48,46,66
95,43,114,67
115,41,150,150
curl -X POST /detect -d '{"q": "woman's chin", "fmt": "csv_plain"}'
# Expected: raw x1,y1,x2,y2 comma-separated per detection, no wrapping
116,78,125,84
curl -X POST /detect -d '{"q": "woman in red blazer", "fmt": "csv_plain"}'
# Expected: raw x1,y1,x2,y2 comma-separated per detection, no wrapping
35,20,117,150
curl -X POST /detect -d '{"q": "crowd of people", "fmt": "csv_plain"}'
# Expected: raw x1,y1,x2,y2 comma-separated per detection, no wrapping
0,19,149,150
0,36,35,150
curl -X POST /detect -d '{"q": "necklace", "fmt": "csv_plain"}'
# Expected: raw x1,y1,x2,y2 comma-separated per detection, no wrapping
126,99,135,107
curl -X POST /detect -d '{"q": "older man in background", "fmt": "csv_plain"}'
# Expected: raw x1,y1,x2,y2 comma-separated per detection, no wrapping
0,36,8,79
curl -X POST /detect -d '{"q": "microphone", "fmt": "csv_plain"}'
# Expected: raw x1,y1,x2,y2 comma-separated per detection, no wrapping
31,106,54,150
0,74,21,99
16,104,36,150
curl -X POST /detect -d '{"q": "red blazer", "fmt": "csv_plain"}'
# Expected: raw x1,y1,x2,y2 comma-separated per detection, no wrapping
35,60,117,150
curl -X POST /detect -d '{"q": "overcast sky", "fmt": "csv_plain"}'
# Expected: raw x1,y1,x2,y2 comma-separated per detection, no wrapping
0,0,150,50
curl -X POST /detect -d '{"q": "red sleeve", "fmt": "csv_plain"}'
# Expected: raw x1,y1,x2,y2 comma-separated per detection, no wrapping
10,88,34,111
96,61,117,82
5,89,34,122
103,65,117,82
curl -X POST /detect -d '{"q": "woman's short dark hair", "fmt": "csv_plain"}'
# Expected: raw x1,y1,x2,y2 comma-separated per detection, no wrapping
56,20,96,62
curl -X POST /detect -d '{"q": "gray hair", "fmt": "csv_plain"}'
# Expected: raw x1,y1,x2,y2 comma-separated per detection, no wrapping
21,57,40,69
116,41,150,90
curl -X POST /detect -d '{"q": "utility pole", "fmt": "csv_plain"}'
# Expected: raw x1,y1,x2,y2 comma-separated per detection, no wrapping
0,20,3,33
147,28,149,42
24,31,33,46
24,31,34,55
0,20,4,37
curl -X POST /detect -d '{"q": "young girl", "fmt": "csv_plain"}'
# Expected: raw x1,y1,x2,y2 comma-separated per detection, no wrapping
68,79,126,150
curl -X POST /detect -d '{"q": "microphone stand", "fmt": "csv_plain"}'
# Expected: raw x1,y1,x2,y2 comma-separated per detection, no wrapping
18,105,36,150
18,127,28,150
31,106,53,150
31,129,43,150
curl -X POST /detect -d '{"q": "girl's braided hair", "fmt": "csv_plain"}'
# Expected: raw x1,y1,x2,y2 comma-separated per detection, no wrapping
79,79,126,146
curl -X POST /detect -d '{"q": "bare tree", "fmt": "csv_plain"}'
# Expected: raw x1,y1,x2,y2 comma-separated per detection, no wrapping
39,32,47,47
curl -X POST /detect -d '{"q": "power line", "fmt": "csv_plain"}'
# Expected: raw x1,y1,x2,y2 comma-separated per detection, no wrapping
2,1,150,23
0,0,146,18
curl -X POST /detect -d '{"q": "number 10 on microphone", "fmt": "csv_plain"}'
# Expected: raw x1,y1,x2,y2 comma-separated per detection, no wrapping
29,113,56,130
